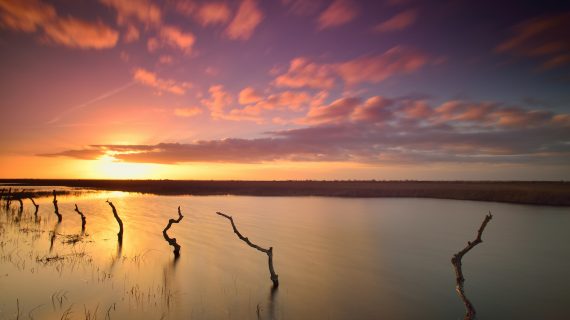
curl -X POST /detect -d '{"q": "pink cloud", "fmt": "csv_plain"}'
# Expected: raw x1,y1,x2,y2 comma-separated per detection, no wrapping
133,68,191,95
351,96,394,122
158,54,174,64
281,0,325,16
195,2,231,26
304,97,361,124
123,24,140,42
0,0,119,49
317,0,359,30
157,25,196,54
0,0,56,32
239,87,262,105
225,0,263,40
99,0,161,25
201,85,234,119
373,9,418,33
274,57,336,89
496,12,570,70
336,46,427,85
42,17,119,49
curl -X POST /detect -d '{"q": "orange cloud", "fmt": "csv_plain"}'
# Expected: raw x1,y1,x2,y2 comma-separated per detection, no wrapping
123,24,140,42
317,0,359,30
0,0,55,32
99,0,161,25
373,9,417,33
133,68,190,95
274,57,336,89
201,85,234,119
225,0,263,40
174,107,203,117
42,17,119,49
239,87,262,105
195,2,231,26
158,25,196,53
0,0,119,49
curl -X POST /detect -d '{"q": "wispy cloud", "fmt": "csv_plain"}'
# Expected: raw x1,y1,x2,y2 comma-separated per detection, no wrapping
0,0,119,49
373,9,418,33
274,46,428,89
133,68,191,95
317,0,359,30
225,0,263,40
496,12,570,70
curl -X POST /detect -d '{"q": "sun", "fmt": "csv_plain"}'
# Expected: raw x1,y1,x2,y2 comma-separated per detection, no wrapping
94,154,157,179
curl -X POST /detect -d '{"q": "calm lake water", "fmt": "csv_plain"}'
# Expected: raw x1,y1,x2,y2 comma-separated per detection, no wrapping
1,191,569,319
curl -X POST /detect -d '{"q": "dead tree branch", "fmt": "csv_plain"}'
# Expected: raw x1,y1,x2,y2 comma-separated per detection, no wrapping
451,212,493,320
27,197,39,221
52,190,62,223
216,211,279,287
163,206,184,258
74,204,87,232
4,188,11,210
16,197,23,214
106,200,123,243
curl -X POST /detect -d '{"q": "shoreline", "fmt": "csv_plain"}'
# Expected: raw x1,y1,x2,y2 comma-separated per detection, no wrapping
1,179,569,206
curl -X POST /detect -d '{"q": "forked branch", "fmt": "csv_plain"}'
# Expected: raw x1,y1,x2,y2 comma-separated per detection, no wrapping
163,206,184,258
106,200,123,242
74,204,87,232
451,212,493,320
52,190,62,222
216,211,279,287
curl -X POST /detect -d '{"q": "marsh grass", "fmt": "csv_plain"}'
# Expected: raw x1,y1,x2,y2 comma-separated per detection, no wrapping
0,193,181,320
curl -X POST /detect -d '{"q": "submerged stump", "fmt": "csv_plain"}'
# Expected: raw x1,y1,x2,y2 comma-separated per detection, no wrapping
106,200,123,243
28,197,39,221
52,190,62,223
74,204,87,232
216,211,279,287
451,212,493,320
163,206,184,258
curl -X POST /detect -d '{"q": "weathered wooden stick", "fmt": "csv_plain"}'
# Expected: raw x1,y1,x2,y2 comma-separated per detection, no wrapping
52,190,62,222
216,211,279,287
451,212,493,320
163,206,184,258
106,200,123,242
28,197,39,221
74,204,87,232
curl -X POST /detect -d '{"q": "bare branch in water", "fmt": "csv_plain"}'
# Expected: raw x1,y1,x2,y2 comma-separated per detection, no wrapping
163,206,184,258
451,212,493,320
74,204,87,232
52,190,62,223
106,200,123,243
216,211,279,287
28,197,40,221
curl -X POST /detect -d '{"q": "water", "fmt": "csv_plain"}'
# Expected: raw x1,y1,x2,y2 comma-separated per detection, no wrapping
0,192,569,319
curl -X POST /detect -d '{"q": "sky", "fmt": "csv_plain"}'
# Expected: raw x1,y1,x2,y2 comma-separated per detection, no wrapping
0,0,569,180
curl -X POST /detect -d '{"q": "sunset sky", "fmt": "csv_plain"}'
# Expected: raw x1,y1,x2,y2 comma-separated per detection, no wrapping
0,0,569,180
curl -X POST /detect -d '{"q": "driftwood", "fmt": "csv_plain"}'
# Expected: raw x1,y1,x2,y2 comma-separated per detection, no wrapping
216,212,279,287
106,200,123,243
52,190,62,222
27,197,39,221
162,206,184,258
451,212,493,320
74,204,87,232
